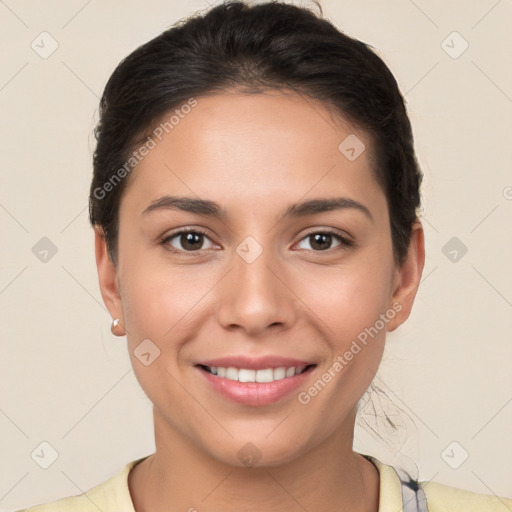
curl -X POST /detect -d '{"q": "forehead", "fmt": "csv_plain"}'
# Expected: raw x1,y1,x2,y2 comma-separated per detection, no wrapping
120,90,385,218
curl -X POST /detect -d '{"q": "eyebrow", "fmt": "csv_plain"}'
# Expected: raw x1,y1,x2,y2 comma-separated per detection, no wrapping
142,195,373,222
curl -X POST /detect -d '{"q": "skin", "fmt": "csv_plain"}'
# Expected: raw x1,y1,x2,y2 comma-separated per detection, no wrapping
95,89,425,512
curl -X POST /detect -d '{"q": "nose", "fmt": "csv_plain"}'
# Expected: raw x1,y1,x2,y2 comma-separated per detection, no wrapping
215,241,298,337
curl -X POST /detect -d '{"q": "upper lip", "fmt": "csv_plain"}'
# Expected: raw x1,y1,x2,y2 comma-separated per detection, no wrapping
196,356,316,370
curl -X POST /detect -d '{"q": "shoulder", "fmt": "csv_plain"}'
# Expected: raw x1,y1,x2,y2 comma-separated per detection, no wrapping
13,457,148,512
13,492,99,512
362,453,512,512
420,479,512,512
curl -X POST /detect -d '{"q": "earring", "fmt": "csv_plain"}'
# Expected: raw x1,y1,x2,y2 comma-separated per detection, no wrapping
111,318,124,336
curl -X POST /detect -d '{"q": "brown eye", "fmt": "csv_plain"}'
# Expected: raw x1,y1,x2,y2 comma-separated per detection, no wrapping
310,233,335,251
162,230,215,252
296,231,353,252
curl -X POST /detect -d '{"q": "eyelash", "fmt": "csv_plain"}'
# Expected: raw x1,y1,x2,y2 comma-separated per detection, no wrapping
160,228,354,255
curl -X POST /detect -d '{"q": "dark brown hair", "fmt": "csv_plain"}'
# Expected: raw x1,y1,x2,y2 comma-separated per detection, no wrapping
89,0,422,267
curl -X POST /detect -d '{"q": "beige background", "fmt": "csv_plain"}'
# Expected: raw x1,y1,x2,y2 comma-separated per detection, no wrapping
1,0,511,509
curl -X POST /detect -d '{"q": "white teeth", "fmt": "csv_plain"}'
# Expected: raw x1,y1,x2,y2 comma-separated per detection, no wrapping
204,365,310,382
274,367,286,380
256,368,274,383
238,369,256,382
226,367,238,380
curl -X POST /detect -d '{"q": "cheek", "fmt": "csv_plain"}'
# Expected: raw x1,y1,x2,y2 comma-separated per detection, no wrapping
118,263,197,404
121,270,171,338
298,257,394,343
119,254,218,353
293,265,392,428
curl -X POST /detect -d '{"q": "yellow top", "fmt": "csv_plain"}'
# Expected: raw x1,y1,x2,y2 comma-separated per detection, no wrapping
14,454,512,512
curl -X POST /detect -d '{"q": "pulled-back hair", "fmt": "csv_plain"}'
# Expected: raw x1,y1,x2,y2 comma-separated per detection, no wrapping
89,0,422,268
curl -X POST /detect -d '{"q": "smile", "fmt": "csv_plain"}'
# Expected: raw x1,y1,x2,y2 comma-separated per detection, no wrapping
199,364,314,383
195,362,317,406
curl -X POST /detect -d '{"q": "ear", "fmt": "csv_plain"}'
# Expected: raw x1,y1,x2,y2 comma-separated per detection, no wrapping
94,226,125,333
386,220,425,332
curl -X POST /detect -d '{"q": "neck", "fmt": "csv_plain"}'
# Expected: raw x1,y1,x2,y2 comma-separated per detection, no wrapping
128,407,380,512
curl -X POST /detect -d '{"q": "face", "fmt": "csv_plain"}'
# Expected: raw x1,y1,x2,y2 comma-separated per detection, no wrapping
96,90,424,467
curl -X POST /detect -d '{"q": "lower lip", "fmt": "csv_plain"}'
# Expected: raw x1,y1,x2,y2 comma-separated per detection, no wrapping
196,366,315,406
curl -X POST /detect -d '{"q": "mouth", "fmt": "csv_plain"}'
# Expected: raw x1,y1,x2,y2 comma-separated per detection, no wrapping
194,362,318,406
197,364,316,383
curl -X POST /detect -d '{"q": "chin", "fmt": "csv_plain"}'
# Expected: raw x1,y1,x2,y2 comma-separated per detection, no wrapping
205,434,309,469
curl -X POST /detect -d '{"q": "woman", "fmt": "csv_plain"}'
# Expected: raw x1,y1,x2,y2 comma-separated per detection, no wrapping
16,1,512,511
